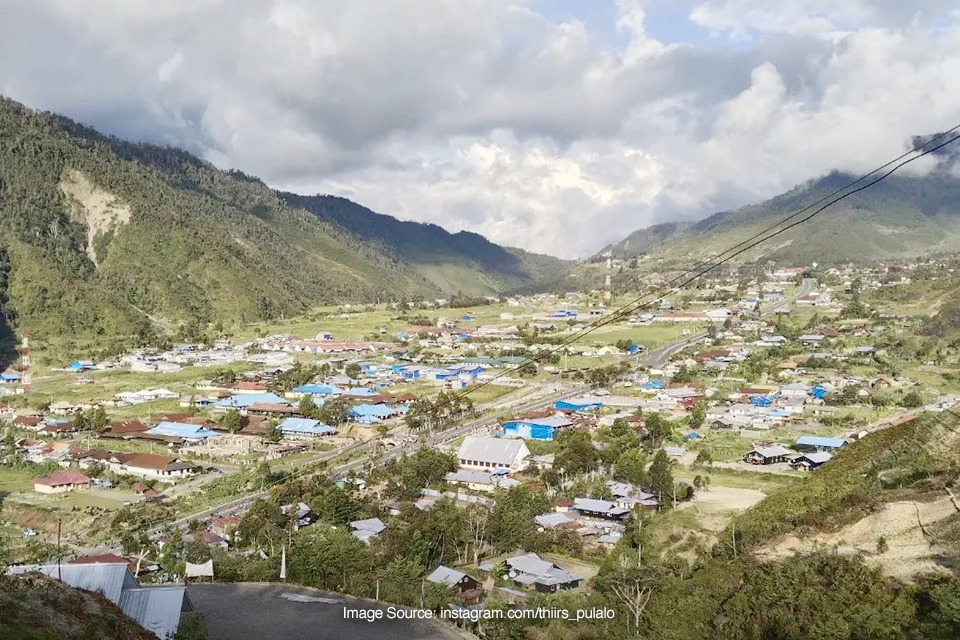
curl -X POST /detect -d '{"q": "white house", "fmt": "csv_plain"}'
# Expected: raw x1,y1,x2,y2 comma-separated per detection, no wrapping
457,436,530,473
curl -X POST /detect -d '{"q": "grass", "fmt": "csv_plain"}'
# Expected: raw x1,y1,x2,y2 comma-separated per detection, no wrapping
726,411,957,550
0,467,37,493
675,466,802,491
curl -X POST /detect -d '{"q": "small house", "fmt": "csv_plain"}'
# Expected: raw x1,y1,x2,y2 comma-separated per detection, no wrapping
744,445,792,465
795,435,846,452
34,469,92,494
790,451,832,471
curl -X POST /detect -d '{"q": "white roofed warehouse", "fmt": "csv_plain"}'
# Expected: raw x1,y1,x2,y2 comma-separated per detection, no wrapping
456,436,530,472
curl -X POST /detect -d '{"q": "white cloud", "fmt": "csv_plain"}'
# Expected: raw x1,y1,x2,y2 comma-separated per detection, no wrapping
1,0,960,257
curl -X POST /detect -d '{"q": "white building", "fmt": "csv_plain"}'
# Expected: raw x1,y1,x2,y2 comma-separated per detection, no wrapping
457,436,530,473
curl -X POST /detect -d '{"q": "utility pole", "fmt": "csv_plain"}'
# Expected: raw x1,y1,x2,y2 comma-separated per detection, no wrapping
56,517,62,581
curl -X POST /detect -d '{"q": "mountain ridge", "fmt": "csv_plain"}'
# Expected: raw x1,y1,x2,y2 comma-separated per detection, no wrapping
600,166,960,265
0,97,570,346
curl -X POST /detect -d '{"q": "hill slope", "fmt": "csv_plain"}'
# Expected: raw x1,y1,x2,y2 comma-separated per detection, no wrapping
0,98,568,344
279,192,570,294
0,573,158,640
605,168,960,264
594,220,691,260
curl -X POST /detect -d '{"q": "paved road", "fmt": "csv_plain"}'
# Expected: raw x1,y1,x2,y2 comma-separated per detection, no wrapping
189,583,465,640
129,279,821,541
640,277,817,368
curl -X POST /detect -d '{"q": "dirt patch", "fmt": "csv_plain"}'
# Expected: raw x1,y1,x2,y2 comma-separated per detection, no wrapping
59,169,132,267
678,486,767,533
756,496,960,579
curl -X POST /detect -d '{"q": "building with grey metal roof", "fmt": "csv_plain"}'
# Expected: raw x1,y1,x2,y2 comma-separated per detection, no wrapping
456,436,530,472
7,563,188,638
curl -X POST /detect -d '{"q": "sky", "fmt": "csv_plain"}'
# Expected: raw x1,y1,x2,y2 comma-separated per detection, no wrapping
2,1,960,258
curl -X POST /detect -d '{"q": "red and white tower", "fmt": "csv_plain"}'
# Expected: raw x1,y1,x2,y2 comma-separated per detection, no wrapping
20,329,30,393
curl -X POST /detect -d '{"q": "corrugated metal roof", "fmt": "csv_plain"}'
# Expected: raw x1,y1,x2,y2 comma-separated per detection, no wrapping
426,565,468,586
119,587,187,639
146,422,220,439
7,562,136,604
457,436,528,466
796,435,846,448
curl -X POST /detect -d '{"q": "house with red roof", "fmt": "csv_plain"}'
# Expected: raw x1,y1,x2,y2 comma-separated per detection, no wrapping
34,469,92,494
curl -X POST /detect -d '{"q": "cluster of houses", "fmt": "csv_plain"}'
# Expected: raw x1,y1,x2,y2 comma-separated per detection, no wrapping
20,444,201,495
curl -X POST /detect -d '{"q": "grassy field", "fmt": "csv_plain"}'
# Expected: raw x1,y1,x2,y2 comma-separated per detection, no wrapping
0,466,38,494
25,362,252,405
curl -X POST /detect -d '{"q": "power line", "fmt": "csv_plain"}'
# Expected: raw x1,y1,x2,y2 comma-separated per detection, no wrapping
426,126,960,406
117,125,960,540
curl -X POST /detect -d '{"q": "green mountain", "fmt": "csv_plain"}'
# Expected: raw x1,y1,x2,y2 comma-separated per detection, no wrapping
595,220,691,259
603,168,960,265
0,97,568,346
279,192,571,294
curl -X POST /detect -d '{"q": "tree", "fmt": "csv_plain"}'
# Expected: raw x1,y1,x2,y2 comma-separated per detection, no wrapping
289,525,370,593
345,362,362,379
643,413,673,449
219,408,242,433
694,449,713,467
264,422,282,443
690,401,707,427
90,406,109,433
299,394,320,419
555,430,600,476
901,390,923,408
173,614,216,640
236,498,287,553
876,535,889,554
648,449,674,507
318,396,352,426
614,449,648,486
611,417,633,439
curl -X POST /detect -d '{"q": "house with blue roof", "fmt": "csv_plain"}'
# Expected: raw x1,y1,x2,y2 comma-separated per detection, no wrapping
278,417,336,438
795,435,846,452
810,384,832,400
292,383,341,396
66,360,96,372
397,366,421,380
145,422,221,441
749,395,773,407
555,398,603,412
501,416,574,441
350,403,408,423
343,387,379,398
0,371,20,383
641,379,665,391
215,393,288,409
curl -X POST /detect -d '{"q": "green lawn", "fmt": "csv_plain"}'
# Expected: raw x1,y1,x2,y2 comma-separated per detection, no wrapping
0,467,37,494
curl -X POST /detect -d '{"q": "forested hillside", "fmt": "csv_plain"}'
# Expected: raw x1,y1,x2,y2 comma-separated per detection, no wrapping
0,98,568,347
604,167,960,265
280,193,571,294
594,221,691,260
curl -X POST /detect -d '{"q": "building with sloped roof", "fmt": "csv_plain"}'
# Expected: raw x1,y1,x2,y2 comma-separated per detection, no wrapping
457,436,530,472
34,469,91,494
7,563,189,638
744,445,792,465
795,435,846,452
350,517,387,543
501,415,573,440
278,417,336,438
790,451,833,471
571,498,630,521
145,422,220,441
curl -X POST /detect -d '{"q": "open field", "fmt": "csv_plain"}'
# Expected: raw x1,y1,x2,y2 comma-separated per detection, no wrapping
0,466,38,494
